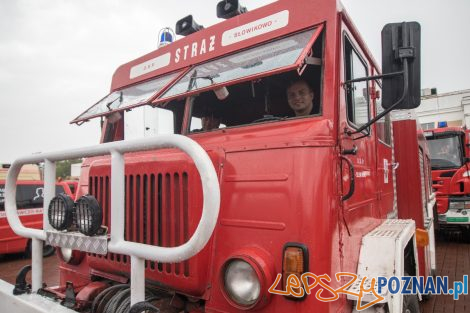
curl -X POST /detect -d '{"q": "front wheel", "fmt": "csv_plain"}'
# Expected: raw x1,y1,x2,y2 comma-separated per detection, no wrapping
403,294,420,313
25,240,56,258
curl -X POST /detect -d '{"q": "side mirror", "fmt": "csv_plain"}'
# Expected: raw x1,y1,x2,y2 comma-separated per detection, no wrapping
381,22,421,110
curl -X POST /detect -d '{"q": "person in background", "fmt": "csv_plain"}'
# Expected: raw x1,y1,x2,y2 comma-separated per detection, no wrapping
202,115,221,131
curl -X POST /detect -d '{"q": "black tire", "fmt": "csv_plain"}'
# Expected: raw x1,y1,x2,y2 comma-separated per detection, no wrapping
25,240,56,258
403,294,420,313
402,271,420,313
42,244,55,257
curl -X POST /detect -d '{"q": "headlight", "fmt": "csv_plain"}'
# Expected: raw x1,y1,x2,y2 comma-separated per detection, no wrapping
48,193,74,230
75,195,103,236
449,202,465,210
223,259,261,307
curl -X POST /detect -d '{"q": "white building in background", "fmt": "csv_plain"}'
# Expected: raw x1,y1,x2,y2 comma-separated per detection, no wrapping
415,89,470,129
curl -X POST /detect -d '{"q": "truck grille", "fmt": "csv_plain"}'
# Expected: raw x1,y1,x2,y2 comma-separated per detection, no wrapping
88,172,190,277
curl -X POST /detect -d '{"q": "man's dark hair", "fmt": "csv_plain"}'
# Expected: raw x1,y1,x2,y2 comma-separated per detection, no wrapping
286,79,313,92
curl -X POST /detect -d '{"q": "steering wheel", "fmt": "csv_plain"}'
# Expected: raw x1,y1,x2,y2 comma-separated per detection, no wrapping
252,115,285,123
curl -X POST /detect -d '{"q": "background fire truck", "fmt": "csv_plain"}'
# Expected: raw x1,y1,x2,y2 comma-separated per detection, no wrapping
0,164,72,257
1,0,432,313
425,127,470,233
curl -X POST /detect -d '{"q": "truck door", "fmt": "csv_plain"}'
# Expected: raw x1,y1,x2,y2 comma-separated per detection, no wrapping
339,29,379,245
374,81,395,219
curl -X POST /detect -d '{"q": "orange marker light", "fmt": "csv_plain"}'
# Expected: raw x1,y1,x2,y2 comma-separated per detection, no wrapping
283,245,307,298
415,228,429,247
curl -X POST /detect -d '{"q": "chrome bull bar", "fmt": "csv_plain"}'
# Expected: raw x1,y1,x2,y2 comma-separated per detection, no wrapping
5,135,220,306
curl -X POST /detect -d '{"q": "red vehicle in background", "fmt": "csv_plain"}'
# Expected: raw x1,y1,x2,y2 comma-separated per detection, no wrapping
57,179,79,200
65,181,78,199
425,127,470,231
1,1,431,313
0,180,72,257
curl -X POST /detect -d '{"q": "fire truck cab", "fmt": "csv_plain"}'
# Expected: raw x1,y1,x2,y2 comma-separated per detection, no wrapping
425,127,470,231
1,1,428,313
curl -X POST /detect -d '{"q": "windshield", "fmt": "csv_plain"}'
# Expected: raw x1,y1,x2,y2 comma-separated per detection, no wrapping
427,136,463,169
186,28,325,132
157,27,320,102
73,70,183,123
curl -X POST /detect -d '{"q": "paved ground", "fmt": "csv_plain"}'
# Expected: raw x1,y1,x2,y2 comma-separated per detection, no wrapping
0,251,60,287
0,234,468,312
422,233,470,313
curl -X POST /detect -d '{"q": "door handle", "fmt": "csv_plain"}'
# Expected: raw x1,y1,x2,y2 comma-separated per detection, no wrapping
342,145,358,156
340,156,355,201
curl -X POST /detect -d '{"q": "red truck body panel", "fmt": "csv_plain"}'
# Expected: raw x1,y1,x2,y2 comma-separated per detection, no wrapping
394,119,434,278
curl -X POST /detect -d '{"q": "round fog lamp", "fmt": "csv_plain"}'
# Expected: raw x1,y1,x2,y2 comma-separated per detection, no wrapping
224,259,261,307
48,193,74,230
75,195,103,236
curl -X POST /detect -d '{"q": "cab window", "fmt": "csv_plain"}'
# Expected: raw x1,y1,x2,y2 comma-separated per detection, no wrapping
344,37,369,128
185,30,325,133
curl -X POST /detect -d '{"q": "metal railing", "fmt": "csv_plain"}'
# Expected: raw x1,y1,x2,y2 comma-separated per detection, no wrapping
5,134,220,306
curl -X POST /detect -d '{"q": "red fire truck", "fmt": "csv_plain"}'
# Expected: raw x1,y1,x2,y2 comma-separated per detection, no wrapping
0,164,73,257
0,180,74,257
1,1,430,312
424,127,470,231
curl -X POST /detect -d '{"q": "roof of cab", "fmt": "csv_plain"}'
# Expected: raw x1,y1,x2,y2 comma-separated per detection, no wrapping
110,0,337,91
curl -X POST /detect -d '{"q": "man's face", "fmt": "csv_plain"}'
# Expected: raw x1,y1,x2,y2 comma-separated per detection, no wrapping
202,116,220,131
287,81,314,116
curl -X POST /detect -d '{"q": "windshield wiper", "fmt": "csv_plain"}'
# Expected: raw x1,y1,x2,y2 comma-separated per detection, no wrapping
187,70,198,92
186,70,220,92
106,91,123,111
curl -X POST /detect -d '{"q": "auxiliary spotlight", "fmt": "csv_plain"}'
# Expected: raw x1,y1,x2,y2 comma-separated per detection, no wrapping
75,195,103,236
48,193,75,231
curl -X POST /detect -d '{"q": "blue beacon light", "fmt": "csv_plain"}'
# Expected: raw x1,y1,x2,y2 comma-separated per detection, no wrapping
158,28,175,48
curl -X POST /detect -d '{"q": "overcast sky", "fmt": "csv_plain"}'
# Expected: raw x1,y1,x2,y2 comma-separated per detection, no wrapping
0,0,469,163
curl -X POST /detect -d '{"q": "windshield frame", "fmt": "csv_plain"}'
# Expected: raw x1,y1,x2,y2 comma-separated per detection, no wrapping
152,25,324,106
71,68,191,124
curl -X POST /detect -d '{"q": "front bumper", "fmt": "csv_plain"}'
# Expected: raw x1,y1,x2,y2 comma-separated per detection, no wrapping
438,197,470,224
438,210,470,224
0,279,75,313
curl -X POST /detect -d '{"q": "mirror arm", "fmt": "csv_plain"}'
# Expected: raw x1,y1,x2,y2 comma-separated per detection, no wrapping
343,70,404,86
347,59,409,136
